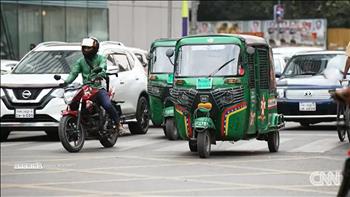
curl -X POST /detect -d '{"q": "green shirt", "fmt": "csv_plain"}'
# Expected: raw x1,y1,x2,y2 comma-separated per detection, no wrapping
65,54,107,89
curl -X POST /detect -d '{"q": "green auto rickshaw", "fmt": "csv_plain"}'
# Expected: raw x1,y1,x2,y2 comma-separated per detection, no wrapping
166,34,284,158
148,38,179,140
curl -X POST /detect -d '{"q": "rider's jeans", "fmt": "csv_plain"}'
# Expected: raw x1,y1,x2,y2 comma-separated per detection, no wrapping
95,89,119,124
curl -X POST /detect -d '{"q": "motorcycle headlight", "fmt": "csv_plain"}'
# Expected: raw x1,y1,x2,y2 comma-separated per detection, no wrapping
51,88,64,98
64,89,79,104
277,88,285,99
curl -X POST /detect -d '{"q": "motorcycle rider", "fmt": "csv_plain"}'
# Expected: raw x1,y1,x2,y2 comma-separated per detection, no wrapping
61,37,124,133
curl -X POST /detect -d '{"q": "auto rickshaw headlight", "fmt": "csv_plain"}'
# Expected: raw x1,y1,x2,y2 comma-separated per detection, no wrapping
198,102,212,111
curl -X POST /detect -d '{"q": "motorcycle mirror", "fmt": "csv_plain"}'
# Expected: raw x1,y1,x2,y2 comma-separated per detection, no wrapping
54,75,61,80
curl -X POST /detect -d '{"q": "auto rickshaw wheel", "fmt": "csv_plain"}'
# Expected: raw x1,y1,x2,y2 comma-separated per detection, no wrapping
267,131,279,153
165,118,178,140
197,130,211,158
189,140,197,152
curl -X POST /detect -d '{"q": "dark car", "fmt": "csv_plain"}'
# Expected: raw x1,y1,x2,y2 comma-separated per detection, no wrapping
276,51,348,126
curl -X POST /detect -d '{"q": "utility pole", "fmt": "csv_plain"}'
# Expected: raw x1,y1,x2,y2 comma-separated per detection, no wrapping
190,0,199,35
167,1,172,38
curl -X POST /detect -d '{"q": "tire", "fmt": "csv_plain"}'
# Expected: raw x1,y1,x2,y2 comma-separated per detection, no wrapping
59,115,85,153
129,96,150,135
337,104,346,142
165,118,178,140
45,128,59,141
99,120,118,148
0,129,11,142
197,130,211,158
189,140,197,152
267,131,280,153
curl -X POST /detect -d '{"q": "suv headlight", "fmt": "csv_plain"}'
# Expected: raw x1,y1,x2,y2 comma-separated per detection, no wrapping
51,88,64,98
277,88,285,99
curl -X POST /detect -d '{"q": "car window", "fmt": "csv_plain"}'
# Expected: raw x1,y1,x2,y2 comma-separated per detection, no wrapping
106,54,116,67
13,50,81,74
282,54,347,77
112,53,130,72
273,57,282,74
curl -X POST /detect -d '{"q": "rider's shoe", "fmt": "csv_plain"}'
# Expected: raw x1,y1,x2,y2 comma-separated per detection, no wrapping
115,123,128,136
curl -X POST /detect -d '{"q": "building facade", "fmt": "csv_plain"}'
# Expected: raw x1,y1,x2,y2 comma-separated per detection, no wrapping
1,0,109,60
108,1,182,51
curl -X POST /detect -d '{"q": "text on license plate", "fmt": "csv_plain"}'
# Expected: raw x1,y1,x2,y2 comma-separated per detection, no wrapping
15,109,34,118
299,102,316,111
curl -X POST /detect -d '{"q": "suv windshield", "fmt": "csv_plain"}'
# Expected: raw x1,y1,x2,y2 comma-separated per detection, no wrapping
151,47,174,73
282,54,347,78
176,44,240,77
13,50,82,74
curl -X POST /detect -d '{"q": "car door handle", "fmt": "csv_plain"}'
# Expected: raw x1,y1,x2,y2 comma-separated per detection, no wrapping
135,78,139,80
120,81,125,84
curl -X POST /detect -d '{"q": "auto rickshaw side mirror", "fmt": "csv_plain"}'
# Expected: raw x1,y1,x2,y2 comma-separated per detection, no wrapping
166,49,174,58
146,53,153,61
246,46,255,55
166,49,175,66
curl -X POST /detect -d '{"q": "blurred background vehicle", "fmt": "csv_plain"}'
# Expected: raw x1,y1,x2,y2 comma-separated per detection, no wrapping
272,47,323,77
276,50,348,127
128,47,149,73
1,59,18,75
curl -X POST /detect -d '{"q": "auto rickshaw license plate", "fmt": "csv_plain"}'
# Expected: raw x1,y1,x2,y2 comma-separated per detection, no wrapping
299,102,316,111
196,78,212,89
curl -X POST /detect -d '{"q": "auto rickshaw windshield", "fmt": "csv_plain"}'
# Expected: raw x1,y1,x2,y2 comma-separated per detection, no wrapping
151,46,174,73
176,44,240,77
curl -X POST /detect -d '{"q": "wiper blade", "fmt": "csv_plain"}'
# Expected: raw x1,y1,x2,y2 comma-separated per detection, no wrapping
208,58,235,77
299,72,317,75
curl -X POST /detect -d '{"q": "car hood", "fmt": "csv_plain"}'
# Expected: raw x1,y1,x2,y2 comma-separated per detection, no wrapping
277,75,340,87
0,74,81,88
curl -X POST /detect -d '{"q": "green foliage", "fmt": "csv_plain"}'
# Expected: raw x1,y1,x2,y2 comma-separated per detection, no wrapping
198,0,350,27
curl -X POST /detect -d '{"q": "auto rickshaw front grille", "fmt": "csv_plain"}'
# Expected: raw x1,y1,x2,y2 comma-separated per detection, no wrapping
212,87,244,110
257,48,269,89
170,88,197,110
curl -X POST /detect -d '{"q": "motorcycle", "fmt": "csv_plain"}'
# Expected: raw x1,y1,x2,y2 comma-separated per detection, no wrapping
54,67,122,153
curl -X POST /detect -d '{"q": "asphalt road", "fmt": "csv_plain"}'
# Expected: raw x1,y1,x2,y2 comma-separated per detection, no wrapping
1,122,349,196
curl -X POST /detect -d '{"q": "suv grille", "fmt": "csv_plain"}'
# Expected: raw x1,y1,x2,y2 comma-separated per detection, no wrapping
13,88,42,100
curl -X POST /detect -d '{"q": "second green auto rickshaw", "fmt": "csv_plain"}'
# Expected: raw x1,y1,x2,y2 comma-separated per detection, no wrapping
166,34,284,158
148,38,179,140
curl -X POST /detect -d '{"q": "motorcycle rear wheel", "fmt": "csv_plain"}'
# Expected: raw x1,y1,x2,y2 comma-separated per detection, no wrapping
99,122,118,148
59,115,85,153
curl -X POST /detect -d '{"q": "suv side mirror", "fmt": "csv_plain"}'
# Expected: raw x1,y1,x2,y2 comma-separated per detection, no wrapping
107,67,119,77
54,75,61,80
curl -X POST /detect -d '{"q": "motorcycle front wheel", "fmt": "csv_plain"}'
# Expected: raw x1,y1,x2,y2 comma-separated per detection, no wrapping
59,115,85,153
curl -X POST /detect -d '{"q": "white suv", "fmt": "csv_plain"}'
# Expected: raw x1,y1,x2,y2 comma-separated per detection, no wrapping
0,41,150,141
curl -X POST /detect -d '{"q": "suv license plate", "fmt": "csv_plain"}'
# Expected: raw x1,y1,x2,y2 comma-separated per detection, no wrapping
15,109,34,118
299,102,316,111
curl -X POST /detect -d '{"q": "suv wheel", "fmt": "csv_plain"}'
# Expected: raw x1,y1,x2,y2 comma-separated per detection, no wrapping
128,96,149,134
0,129,11,142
